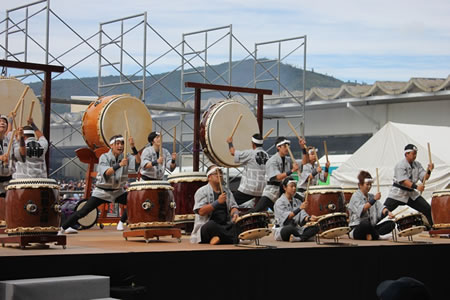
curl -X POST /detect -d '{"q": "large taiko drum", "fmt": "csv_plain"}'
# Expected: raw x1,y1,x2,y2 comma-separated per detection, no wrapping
200,100,259,167
396,213,426,237
431,189,450,230
82,94,152,151
5,178,60,235
235,212,271,240
0,78,43,129
167,172,208,225
342,186,358,206
304,186,345,217
316,213,350,239
0,196,5,227
127,181,175,230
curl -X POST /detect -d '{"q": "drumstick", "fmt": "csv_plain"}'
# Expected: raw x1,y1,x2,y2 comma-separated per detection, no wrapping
159,133,163,158
19,96,25,128
287,120,302,142
28,100,35,120
218,171,224,194
304,177,311,204
263,128,274,140
313,147,321,168
323,141,329,163
393,206,410,219
376,168,380,194
286,144,301,179
12,86,29,114
173,126,176,153
123,111,131,137
230,114,243,139
421,142,432,195
123,130,128,158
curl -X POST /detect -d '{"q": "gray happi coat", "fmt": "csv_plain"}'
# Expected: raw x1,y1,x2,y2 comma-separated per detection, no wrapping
348,189,386,227
261,153,292,202
13,136,48,179
91,150,136,202
387,158,426,203
140,145,172,180
0,132,13,194
234,147,268,197
273,193,310,241
297,162,326,191
190,183,238,243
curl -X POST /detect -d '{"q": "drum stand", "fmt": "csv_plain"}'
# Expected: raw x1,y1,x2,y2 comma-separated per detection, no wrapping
235,238,277,249
314,235,357,246
391,230,432,244
0,234,67,249
123,228,182,243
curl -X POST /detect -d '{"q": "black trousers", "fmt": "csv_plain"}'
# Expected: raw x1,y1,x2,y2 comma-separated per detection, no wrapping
352,219,396,240
280,224,319,242
384,196,433,227
233,190,259,206
62,193,128,230
249,193,303,213
200,220,239,244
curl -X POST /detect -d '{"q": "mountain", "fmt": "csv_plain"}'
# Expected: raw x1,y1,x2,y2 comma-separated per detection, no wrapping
27,59,345,113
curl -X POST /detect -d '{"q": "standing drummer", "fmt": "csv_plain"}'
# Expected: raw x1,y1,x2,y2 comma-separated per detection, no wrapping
226,133,269,206
384,144,434,228
13,117,48,179
348,171,395,240
59,134,141,234
190,165,240,245
0,114,13,196
139,131,177,181
248,136,302,213
297,146,330,196
273,177,319,242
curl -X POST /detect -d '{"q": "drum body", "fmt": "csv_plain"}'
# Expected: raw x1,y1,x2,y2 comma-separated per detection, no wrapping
235,212,271,240
127,181,175,229
316,213,350,239
167,172,207,224
342,187,358,206
82,94,152,151
0,196,5,227
200,100,259,167
305,186,345,217
431,189,450,229
396,213,426,237
5,178,60,235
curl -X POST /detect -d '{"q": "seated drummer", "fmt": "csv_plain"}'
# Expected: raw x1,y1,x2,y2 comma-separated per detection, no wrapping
347,171,395,240
190,165,240,245
139,131,176,181
0,114,13,196
59,134,140,234
273,177,319,242
226,133,269,206
297,146,330,196
248,137,300,213
13,117,48,179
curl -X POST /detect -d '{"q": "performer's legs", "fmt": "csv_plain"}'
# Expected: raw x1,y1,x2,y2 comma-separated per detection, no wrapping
375,220,396,236
200,220,238,244
62,196,106,230
352,219,378,240
232,190,254,206
407,196,433,228
115,192,128,223
383,197,405,212
280,224,300,241
248,196,274,213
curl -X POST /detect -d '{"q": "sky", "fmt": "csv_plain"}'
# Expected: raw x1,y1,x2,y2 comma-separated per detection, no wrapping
1,0,449,84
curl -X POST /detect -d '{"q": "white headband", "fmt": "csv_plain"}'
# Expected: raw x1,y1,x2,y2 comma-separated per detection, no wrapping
364,178,374,183
109,136,125,144
308,149,315,155
404,149,417,154
23,130,35,135
207,166,222,177
276,140,291,148
287,180,297,186
252,137,264,144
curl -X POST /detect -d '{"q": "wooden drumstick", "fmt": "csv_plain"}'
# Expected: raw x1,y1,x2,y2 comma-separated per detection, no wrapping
421,142,432,195
230,114,243,139
287,120,302,142
304,177,311,204
323,141,329,163
286,144,301,179
393,206,410,219
159,133,163,157
19,96,25,128
123,111,131,137
376,168,380,194
123,130,128,158
313,147,321,168
263,128,274,140
28,100,35,120
218,170,224,194
13,86,29,114
173,126,176,153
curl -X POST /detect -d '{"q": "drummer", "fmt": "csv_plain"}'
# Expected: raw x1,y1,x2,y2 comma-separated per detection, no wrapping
348,171,395,240
140,131,177,181
0,114,13,196
297,146,330,196
226,133,269,206
190,165,240,245
12,117,48,179
384,144,434,228
59,134,141,234
273,177,319,242
248,136,301,213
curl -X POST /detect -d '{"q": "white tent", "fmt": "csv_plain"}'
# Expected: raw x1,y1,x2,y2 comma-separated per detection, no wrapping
331,122,450,204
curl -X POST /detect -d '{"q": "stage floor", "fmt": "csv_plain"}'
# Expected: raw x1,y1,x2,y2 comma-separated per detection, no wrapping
0,224,449,256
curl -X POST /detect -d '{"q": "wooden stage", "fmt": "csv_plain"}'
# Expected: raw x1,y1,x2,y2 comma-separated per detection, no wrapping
0,226,448,300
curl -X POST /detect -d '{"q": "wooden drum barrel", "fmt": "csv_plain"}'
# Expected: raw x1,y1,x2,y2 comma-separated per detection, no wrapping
305,186,345,217
431,189,450,230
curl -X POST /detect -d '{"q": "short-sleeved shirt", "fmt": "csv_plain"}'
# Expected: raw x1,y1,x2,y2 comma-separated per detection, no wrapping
387,158,426,203
234,147,268,196
140,146,172,180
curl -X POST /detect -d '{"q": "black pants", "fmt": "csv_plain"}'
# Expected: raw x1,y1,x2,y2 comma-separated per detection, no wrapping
280,224,319,242
352,219,396,240
384,196,433,227
62,193,128,230
248,196,274,213
200,220,238,244
233,190,259,206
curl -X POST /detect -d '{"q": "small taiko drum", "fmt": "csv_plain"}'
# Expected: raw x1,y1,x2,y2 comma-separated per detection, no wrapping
5,178,60,235
235,213,271,240
305,186,345,217
396,213,426,237
167,172,208,224
200,100,259,167
127,181,175,230
316,213,350,239
431,189,450,230
82,94,152,151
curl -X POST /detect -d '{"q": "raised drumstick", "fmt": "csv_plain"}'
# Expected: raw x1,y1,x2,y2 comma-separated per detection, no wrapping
421,142,432,195
286,144,301,179
123,130,128,157
123,111,131,137
287,120,302,142
376,168,380,194
304,177,311,204
28,100,35,120
263,128,274,140
230,114,243,139
323,141,329,163
173,126,177,153
218,170,224,194
13,86,29,114
313,147,321,168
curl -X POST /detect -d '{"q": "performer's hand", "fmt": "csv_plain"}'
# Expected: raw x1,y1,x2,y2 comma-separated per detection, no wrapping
428,163,434,171
27,117,34,126
310,215,319,222
17,127,24,139
0,154,7,163
300,201,307,210
226,136,233,144
119,158,128,167
417,184,425,192
317,166,322,173
129,136,135,147
388,212,395,219
374,192,381,201
157,156,164,165
8,111,16,119
231,211,239,223
171,152,177,161
218,192,227,204
299,138,306,148
325,161,331,169
292,162,299,172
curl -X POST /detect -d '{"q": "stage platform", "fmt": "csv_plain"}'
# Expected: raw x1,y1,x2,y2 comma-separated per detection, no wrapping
0,226,448,300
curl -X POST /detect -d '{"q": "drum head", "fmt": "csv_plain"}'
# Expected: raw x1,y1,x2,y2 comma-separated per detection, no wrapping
167,172,208,183
0,78,43,129
432,189,450,197
75,199,98,229
204,101,259,167
307,186,343,194
238,228,272,240
398,226,426,237
235,212,268,223
319,227,350,239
